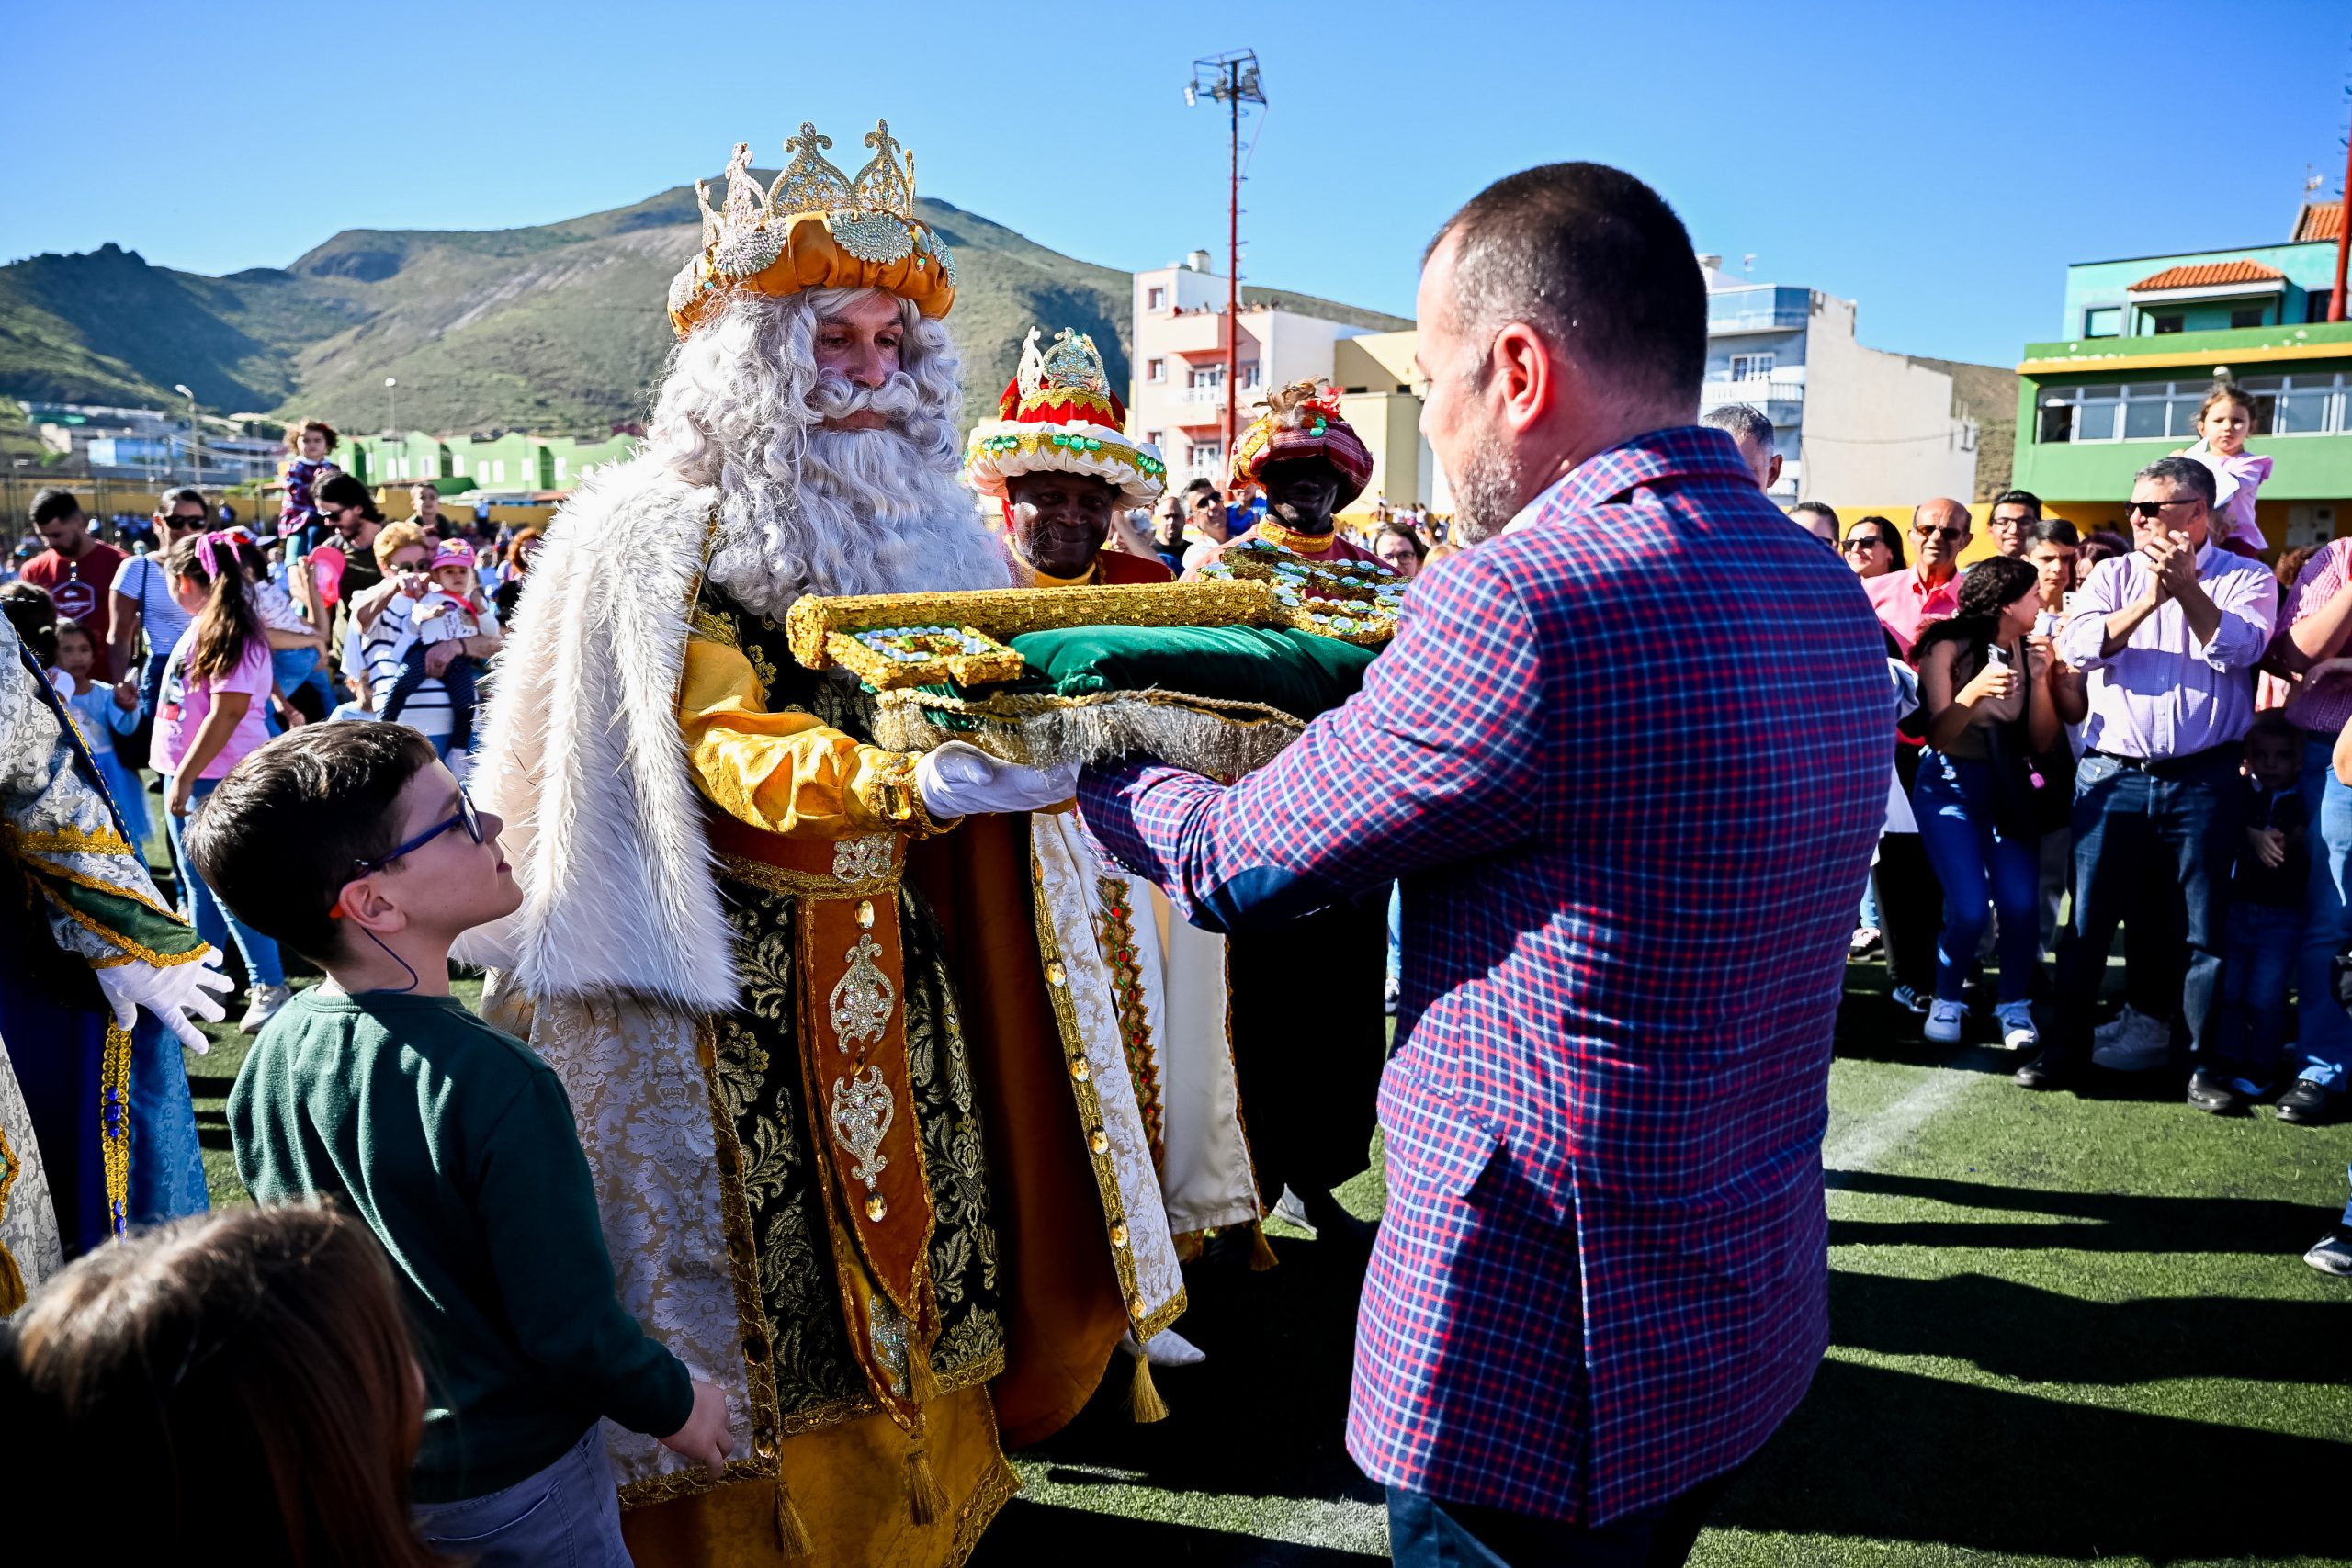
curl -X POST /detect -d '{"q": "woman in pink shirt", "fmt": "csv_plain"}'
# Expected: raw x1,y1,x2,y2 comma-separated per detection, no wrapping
155,532,288,1031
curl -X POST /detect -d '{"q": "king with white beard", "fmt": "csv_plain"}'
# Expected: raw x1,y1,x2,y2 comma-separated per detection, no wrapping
461,123,1187,1566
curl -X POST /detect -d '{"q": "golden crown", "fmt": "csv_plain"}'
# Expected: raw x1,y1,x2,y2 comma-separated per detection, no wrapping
666,118,957,339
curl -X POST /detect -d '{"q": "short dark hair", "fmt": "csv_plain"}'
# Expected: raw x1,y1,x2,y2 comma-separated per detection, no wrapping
1,582,59,666
1791,501,1838,527
1427,162,1705,408
2028,517,2080,549
2136,456,2217,509
1183,477,1219,496
183,723,441,963
156,486,209,518
1991,489,2043,519
30,488,81,528
2246,710,2301,750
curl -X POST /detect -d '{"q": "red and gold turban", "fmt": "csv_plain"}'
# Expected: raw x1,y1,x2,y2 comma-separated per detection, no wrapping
1227,381,1374,509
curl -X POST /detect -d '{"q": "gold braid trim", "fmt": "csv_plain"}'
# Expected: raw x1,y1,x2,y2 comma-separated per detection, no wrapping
787,581,1278,671
712,850,901,902
4,822,137,858
48,897,210,967
851,750,947,839
1027,854,1187,1344
29,860,184,922
1093,877,1164,1169
100,1023,133,1238
0,1113,25,1313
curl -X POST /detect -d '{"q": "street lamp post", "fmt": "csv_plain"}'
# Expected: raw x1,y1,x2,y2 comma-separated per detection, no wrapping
173,382,201,489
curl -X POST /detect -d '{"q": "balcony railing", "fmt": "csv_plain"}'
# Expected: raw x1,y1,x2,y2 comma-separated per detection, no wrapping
1174,385,1230,406
1708,287,1811,334
1696,377,1806,418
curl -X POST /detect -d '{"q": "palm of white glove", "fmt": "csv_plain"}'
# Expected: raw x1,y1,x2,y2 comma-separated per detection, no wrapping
914,741,1080,819
94,948,234,1053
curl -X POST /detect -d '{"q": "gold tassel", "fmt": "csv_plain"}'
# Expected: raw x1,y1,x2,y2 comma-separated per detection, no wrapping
905,1440,946,1525
1250,1222,1281,1272
0,1239,24,1316
773,1476,815,1558
1127,1351,1170,1424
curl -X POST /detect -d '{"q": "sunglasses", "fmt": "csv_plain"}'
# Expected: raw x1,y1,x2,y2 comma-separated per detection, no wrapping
2127,498,2200,521
350,787,481,877
1912,526,1967,543
1841,536,1888,553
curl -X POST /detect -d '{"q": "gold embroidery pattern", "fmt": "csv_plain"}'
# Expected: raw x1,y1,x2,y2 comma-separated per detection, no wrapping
829,933,895,1053
1094,877,1165,1169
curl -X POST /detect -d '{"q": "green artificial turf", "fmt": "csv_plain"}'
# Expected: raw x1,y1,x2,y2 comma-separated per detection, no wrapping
186,964,2352,1566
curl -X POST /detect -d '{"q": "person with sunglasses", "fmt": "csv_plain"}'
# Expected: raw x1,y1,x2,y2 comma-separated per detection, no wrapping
109,487,209,722
1840,516,1905,581
2018,457,2279,1107
1863,499,1971,658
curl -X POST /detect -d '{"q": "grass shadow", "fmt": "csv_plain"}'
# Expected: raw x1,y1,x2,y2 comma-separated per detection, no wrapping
1826,1169,2329,1255
973,1499,1384,1565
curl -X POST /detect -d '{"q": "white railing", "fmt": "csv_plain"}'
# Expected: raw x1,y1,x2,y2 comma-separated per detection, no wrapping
1696,377,1806,413
1175,385,1230,406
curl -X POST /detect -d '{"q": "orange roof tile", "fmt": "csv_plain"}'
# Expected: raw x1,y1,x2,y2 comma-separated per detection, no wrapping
2295,200,2344,244
2126,259,2287,291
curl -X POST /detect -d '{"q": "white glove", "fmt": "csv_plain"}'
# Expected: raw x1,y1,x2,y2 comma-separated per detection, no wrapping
913,741,1080,819
93,948,234,1054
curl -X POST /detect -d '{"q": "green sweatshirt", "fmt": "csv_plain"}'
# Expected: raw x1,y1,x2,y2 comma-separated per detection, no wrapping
229,988,692,1503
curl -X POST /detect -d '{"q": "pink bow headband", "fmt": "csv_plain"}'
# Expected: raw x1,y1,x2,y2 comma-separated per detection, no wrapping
194,528,252,579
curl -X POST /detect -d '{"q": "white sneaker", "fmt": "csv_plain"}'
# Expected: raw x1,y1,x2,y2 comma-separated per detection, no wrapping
239,983,293,1034
1271,1185,1317,1238
1993,1000,2039,1052
1924,999,1968,1043
2091,1007,2170,1071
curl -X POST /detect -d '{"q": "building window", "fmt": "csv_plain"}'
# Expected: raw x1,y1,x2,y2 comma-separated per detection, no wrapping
452,456,466,476
1238,363,1262,388
554,457,567,481
1190,366,1224,388
1729,352,1774,381
493,460,506,483
2150,313,2185,334
2230,307,2267,330
1146,357,1165,383
1148,287,1168,310
1187,442,1223,468
2038,375,2346,444
2309,291,2336,324
2084,307,2120,338
1145,431,1164,449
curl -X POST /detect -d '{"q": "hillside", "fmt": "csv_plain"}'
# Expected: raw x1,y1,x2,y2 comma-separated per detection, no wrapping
0,182,1409,437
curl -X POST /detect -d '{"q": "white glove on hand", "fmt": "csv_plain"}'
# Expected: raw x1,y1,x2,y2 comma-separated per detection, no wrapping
914,741,1080,819
94,948,234,1053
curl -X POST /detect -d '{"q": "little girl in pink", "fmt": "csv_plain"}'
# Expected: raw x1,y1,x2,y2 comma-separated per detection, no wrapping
2177,382,2271,558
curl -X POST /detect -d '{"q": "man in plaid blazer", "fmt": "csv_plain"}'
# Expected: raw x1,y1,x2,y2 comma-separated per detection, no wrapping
1077,164,1889,1565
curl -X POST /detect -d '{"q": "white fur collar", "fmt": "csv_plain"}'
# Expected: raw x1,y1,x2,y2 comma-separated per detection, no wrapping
453,458,740,1010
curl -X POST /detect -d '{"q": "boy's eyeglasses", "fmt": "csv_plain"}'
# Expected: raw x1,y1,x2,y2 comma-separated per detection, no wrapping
350,787,481,876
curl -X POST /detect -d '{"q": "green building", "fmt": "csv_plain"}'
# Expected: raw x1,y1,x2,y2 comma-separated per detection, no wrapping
2012,201,2349,549
342,430,640,495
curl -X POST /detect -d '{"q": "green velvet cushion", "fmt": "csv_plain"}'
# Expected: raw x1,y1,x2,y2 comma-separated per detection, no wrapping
1002,624,1377,721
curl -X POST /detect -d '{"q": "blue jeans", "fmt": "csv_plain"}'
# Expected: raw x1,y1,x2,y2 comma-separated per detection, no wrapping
2294,734,2351,1093
2217,900,2300,1077
164,774,284,989
1387,1472,1736,1568
1913,750,2041,1005
413,1426,629,1567
2054,748,2242,1061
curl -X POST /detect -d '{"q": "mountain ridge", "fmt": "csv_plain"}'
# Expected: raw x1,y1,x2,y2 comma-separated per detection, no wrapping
0,182,1410,439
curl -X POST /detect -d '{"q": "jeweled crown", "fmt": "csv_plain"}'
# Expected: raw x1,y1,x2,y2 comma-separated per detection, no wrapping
667,118,957,338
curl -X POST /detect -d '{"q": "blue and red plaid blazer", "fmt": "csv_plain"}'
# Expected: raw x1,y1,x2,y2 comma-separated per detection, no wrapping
1078,426,1889,1523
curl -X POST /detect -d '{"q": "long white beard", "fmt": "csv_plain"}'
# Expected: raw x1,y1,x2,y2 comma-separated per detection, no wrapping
705,425,1010,617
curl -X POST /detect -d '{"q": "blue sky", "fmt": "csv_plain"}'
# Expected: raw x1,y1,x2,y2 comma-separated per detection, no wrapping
6,0,2347,367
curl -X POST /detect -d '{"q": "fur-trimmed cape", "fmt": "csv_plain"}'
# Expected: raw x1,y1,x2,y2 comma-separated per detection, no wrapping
453,459,740,1010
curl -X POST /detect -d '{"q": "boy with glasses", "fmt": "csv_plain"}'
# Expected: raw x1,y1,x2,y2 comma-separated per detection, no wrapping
2019,457,2278,1105
183,722,732,1560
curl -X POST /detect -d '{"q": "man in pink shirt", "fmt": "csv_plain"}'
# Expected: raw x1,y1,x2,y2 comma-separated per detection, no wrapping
1863,498,1971,654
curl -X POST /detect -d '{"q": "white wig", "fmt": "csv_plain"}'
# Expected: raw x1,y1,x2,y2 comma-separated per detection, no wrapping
649,287,1008,615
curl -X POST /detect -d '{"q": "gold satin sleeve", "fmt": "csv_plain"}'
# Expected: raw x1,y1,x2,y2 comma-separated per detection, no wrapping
677,634,941,839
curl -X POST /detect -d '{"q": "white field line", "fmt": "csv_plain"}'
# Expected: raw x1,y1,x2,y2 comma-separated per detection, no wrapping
1821,1066,1981,1173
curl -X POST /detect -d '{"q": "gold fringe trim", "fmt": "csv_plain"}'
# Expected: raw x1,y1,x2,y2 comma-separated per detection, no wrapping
0,1114,25,1314
873,687,1306,778
1126,1351,1170,1424
1250,1222,1281,1272
905,1440,947,1525
3,821,137,859
773,1475,815,1557
99,1022,133,1238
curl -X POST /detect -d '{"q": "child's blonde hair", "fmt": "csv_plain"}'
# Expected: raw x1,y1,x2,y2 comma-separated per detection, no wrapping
288,419,340,456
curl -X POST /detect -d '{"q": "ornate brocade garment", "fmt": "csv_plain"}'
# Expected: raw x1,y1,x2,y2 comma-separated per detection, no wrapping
694,585,1008,1425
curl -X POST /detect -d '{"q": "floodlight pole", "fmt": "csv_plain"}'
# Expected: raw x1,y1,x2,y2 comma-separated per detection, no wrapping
1190,50,1266,468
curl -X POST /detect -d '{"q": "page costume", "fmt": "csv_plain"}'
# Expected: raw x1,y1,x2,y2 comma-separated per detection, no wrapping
461,123,1184,1568
0,616,212,1307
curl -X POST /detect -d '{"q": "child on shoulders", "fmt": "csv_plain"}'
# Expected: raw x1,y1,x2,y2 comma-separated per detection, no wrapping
276,419,342,552
2176,381,2272,558
183,722,730,1563
379,540,497,751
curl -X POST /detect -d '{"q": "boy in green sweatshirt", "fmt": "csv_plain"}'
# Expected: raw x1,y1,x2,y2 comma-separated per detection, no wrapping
185,720,730,1565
